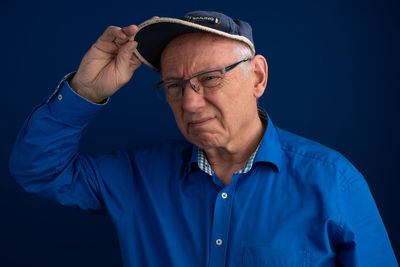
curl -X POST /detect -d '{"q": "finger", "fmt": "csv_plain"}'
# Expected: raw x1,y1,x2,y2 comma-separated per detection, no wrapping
99,26,127,42
151,16,159,19
116,41,142,78
121,25,139,37
114,36,129,46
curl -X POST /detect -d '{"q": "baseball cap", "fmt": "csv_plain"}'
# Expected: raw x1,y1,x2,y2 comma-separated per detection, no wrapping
132,10,255,71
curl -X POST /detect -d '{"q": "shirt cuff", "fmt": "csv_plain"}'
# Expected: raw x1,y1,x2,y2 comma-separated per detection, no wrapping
47,72,109,127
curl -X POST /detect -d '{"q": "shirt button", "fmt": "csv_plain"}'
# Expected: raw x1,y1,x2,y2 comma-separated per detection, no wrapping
216,239,223,246
221,192,228,199
57,94,63,101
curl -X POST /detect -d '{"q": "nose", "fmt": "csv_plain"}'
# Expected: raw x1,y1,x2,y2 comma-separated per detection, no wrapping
181,80,206,112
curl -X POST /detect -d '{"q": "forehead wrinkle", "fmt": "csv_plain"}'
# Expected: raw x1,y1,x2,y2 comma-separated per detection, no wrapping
160,33,237,80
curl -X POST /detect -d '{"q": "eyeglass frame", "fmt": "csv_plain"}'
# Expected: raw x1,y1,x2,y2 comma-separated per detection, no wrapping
153,57,253,99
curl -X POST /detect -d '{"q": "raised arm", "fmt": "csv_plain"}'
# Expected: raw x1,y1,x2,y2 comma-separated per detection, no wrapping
9,23,144,214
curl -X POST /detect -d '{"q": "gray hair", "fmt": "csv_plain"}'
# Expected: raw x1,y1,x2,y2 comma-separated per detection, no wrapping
232,41,253,75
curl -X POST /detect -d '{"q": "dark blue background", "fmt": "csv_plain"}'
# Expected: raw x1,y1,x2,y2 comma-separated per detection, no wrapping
2,0,399,265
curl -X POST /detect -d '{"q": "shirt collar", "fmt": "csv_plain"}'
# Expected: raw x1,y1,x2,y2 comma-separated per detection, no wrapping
253,109,285,172
196,143,261,176
186,108,285,174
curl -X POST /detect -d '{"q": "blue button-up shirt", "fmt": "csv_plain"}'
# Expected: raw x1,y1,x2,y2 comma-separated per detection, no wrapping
9,75,398,266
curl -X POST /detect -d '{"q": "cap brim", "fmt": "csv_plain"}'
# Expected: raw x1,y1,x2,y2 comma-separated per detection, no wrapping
132,17,255,72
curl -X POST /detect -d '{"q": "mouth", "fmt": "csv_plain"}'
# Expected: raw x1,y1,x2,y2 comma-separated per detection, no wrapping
188,117,215,128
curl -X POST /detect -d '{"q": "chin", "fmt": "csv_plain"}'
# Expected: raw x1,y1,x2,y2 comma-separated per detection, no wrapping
189,133,222,150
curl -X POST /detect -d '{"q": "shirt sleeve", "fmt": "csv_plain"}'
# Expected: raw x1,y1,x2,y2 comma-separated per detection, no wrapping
9,73,110,215
335,173,398,266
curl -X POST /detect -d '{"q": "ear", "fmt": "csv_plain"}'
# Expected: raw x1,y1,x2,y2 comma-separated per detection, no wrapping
251,55,268,98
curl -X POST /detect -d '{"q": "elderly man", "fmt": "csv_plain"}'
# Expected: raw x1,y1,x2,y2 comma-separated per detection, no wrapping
9,11,397,267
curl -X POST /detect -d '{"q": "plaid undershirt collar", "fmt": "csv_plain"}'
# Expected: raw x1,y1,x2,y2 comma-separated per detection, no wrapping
197,108,267,176
197,144,260,176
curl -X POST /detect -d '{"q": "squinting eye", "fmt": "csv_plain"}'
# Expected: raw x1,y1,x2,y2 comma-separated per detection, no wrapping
165,82,180,90
164,82,182,97
202,76,219,81
200,74,222,87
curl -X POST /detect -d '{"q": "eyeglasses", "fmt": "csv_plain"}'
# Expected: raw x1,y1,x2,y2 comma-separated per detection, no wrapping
154,57,252,102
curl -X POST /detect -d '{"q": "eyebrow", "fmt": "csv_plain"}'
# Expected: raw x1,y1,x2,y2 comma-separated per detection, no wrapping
162,75,182,81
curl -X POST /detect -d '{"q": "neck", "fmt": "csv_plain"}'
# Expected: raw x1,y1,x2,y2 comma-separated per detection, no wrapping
203,112,266,185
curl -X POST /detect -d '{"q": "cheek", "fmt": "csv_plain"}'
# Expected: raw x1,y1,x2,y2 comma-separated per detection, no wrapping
219,78,252,108
169,104,186,129
219,80,255,124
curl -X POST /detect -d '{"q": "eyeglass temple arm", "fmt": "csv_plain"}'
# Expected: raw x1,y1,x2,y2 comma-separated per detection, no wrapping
222,57,252,74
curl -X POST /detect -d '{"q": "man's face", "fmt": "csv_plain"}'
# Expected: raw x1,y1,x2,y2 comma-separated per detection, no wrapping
160,33,261,150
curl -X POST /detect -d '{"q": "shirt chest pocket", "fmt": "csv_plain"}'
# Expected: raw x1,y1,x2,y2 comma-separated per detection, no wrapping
242,247,310,267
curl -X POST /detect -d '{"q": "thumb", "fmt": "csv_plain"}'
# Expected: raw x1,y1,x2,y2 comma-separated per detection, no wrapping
116,41,142,80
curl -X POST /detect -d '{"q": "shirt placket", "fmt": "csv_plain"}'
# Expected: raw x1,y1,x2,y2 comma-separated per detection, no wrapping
208,177,235,267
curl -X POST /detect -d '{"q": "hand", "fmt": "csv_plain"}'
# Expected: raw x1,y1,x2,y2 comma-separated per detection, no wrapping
70,25,142,103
